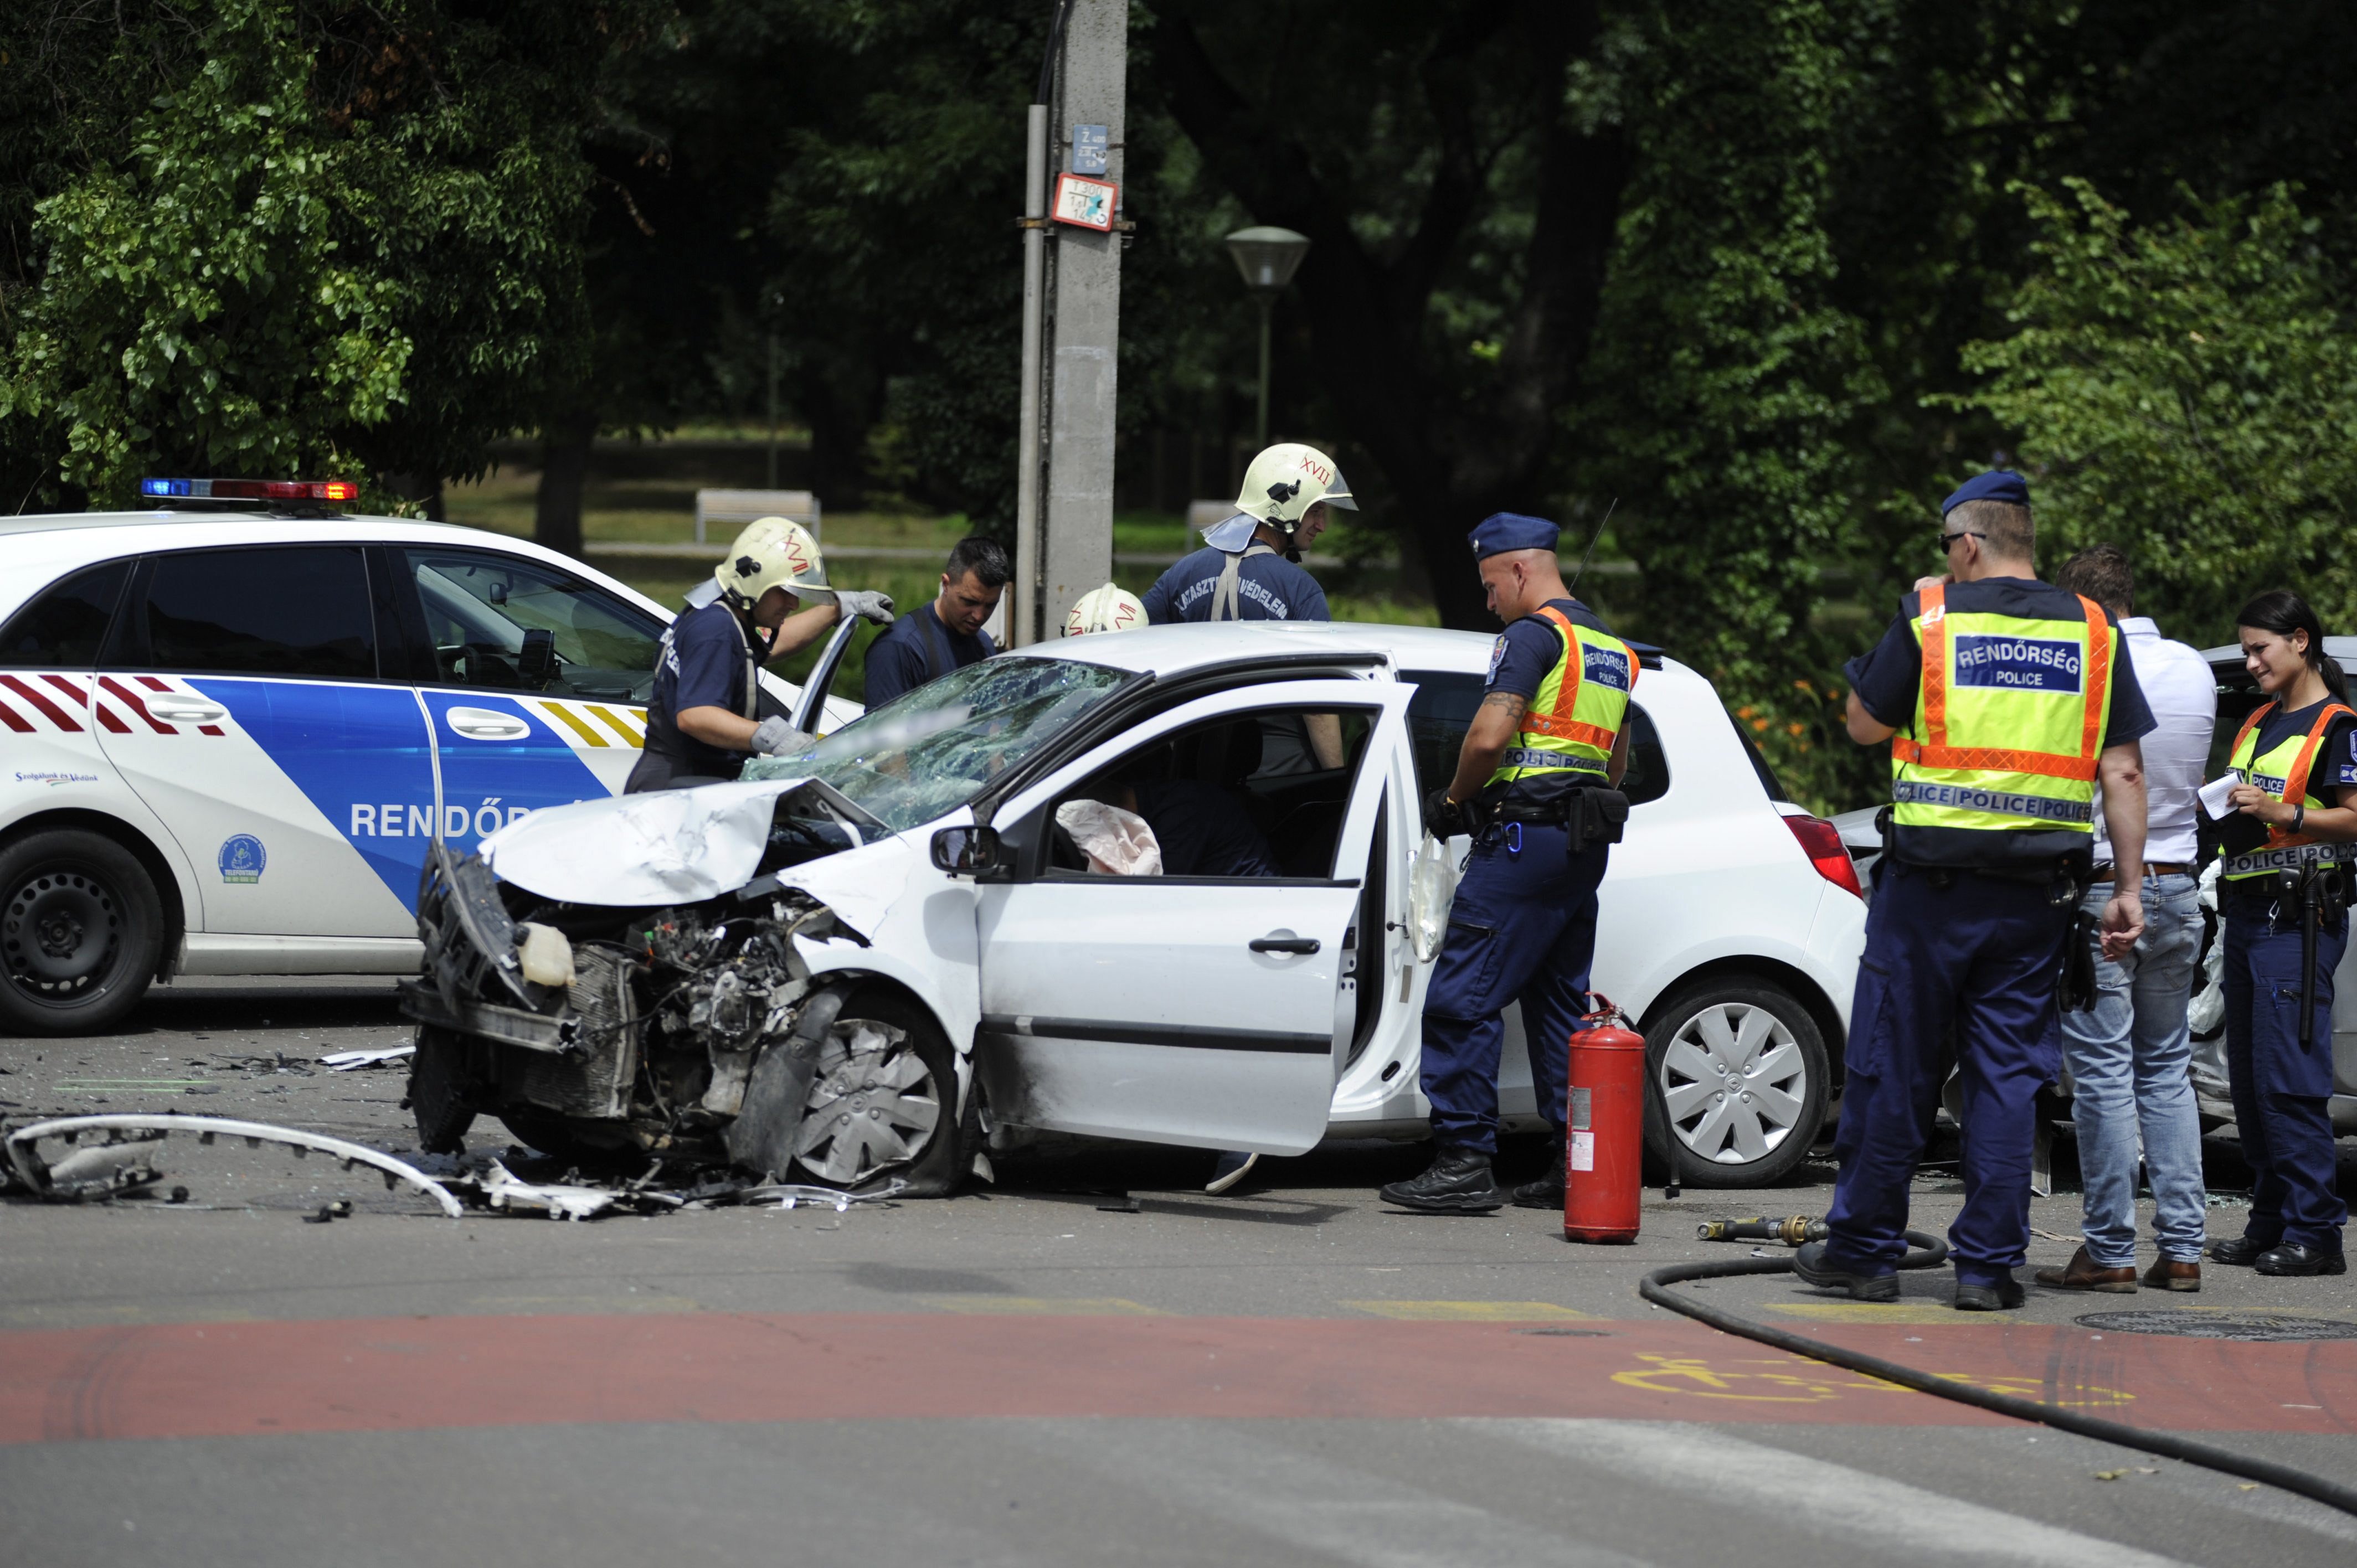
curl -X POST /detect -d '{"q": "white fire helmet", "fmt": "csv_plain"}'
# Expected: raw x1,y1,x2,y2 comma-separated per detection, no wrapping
1063,582,1146,637
1232,442,1357,537
713,517,831,606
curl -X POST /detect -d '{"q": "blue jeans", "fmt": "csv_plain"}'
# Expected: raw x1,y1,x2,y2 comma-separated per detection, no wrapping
2056,874,2206,1266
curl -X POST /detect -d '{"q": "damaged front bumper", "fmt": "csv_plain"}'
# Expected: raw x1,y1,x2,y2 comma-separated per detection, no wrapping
402,839,871,1182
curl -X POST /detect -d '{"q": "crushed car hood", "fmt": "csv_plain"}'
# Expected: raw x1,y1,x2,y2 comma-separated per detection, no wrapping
480,779,833,907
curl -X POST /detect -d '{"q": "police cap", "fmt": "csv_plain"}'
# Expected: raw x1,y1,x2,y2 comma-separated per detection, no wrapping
1468,512,1560,559
1940,470,2030,517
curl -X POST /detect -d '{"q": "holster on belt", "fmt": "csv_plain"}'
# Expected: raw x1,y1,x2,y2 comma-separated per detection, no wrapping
2052,852,2098,1013
1480,775,1629,850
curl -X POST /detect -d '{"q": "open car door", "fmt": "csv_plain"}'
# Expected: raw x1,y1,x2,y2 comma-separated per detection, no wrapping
973,678,1412,1154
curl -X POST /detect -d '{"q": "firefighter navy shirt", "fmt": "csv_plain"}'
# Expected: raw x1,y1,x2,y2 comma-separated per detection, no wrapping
644,601,752,776
1846,579,2154,749
1141,545,1329,624
1485,597,1623,702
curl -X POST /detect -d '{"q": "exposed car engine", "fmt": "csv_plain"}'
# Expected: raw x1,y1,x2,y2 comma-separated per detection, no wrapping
399,839,946,1192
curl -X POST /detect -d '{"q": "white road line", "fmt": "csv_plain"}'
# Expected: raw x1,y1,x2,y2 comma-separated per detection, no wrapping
1474,1419,2192,1568
1024,1421,1654,1568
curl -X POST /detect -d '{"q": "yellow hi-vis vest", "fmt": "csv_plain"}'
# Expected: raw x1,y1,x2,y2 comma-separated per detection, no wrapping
1889,582,2115,835
1488,605,1636,788
2221,699,2357,884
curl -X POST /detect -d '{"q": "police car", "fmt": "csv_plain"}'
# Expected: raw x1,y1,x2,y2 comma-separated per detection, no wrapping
404,620,1868,1190
0,480,857,1038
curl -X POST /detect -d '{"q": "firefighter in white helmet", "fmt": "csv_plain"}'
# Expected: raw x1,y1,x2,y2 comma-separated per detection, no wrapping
625,517,896,793
1063,582,1146,636
1141,441,1354,626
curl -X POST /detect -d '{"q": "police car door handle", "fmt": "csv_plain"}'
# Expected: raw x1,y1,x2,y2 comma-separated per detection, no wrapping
1249,934,1321,955
146,698,226,724
448,706,531,740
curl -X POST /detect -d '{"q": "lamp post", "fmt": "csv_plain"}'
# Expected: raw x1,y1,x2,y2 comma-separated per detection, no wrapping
1224,226,1310,450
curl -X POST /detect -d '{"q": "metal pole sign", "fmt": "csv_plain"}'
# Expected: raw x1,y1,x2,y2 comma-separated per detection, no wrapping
1052,172,1118,232
1072,123,1109,174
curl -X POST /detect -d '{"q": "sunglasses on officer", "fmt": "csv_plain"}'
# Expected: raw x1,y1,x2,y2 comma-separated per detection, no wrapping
1938,527,1985,551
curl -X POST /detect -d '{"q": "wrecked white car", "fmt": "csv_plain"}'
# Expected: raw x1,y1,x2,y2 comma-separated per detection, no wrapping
400,622,1867,1194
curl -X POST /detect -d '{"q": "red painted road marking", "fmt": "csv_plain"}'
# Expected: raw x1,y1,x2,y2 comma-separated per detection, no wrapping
1,1314,2348,1446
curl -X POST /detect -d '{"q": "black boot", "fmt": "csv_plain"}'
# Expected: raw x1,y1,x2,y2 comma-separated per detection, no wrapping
1510,1147,1566,1210
2209,1232,2281,1266
1380,1145,1504,1213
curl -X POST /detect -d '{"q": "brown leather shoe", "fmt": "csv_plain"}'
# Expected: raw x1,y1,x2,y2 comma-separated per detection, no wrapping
2033,1245,2137,1293
2142,1257,2201,1293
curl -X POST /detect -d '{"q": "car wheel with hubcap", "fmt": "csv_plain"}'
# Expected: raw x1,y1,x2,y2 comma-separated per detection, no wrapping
794,988,964,1196
0,829,163,1037
1642,976,1828,1188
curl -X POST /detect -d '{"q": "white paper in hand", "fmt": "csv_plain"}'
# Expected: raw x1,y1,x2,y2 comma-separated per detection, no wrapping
1408,833,1459,963
2197,774,2240,821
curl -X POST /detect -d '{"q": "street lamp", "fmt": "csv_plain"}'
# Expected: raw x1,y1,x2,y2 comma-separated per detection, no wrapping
1225,226,1311,450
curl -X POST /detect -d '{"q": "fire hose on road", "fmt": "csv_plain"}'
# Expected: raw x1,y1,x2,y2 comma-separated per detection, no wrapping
1649,1219,2357,1520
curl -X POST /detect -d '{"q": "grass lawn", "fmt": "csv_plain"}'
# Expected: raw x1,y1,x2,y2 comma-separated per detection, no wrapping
444,451,1440,705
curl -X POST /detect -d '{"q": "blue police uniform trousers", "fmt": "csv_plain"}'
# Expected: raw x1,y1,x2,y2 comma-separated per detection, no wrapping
2221,900,2349,1252
1823,862,2072,1285
1421,824,1610,1155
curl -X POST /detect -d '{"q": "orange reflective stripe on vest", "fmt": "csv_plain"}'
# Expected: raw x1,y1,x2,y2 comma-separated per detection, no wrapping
1888,581,2111,781
2231,699,2356,850
1520,606,1622,751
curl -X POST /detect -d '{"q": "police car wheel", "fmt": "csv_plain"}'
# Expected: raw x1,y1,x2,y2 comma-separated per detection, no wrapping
0,829,164,1037
794,987,965,1198
1640,977,1828,1189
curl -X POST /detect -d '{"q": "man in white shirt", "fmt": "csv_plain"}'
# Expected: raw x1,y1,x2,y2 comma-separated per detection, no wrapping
2038,546,2217,1293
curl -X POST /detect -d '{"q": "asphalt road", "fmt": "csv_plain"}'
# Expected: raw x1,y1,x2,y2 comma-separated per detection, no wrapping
3,977,2355,1568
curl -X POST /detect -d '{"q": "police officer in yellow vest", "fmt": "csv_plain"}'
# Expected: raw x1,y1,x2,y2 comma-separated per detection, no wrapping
1380,513,1638,1213
1798,471,2157,1308
2208,589,2356,1277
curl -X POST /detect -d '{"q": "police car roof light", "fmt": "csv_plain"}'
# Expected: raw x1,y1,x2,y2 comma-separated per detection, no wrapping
141,477,359,503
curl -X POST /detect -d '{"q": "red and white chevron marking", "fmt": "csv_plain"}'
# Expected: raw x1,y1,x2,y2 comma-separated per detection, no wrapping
0,673,226,737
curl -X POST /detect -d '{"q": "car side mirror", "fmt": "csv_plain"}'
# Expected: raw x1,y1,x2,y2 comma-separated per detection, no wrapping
931,825,1005,879
517,627,557,683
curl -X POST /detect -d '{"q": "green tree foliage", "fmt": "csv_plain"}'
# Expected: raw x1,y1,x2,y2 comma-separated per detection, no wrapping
0,1,653,511
1952,180,2357,644
1578,0,1886,808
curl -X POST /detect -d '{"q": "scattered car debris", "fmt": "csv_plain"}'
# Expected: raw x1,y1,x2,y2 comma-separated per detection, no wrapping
303,1199,356,1224
3,1115,465,1218
321,1045,418,1072
462,1158,686,1221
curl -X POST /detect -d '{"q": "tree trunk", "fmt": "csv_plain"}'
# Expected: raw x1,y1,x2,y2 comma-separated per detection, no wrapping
534,412,596,560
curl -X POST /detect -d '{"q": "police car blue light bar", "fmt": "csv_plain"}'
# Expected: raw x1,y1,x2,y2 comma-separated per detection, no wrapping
142,477,359,502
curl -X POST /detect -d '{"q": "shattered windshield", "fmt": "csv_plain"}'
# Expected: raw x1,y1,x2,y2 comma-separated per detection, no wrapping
743,657,1135,831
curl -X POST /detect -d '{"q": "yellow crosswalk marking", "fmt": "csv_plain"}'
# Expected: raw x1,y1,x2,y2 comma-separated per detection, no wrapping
1341,1301,1604,1322
1769,1303,2012,1323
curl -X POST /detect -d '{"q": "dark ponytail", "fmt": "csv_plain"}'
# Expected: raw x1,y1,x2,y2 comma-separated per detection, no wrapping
2236,589,2349,703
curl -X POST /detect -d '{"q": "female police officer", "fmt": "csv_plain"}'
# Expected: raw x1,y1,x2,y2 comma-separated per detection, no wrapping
2211,589,2356,1277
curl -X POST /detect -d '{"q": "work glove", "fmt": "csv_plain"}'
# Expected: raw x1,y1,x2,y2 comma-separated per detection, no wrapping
1423,786,1469,841
836,589,896,626
749,715,801,756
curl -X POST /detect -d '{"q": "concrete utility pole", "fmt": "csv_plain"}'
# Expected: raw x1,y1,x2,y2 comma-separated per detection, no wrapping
1013,0,1125,646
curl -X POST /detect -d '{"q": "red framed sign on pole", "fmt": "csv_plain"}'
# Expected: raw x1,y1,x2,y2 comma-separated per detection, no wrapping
1052,172,1118,233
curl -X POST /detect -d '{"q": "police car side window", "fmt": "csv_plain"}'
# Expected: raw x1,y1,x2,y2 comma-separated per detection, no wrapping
139,546,376,680
0,560,131,667
400,550,665,703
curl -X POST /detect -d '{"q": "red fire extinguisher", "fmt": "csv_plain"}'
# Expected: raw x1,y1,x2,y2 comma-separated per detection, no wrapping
1563,996,1645,1244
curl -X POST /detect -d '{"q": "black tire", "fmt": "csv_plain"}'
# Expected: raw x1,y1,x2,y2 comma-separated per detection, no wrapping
0,828,164,1036
795,986,966,1197
1641,975,1829,1189
406,1025,478,1153
494,1106,634,1166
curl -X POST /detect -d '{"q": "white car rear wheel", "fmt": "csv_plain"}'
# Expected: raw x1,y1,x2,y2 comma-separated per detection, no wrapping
1643,977,1828,1188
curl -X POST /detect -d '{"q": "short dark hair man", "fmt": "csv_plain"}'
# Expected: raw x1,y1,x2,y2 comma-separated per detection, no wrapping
862,535,1011,708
